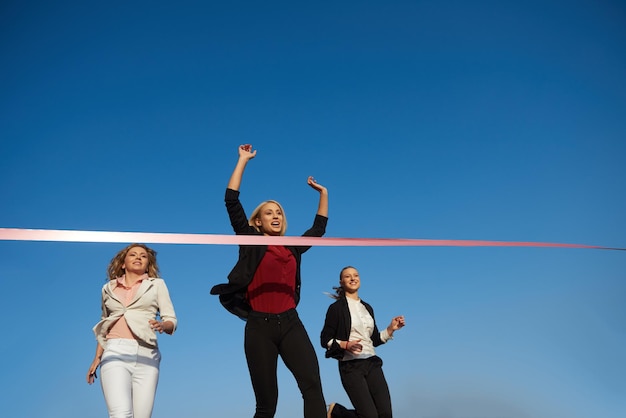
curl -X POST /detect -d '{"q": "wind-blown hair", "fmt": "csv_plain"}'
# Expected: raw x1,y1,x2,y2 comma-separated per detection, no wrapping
328,265,357,300
248,200,288,235
106,243,160,281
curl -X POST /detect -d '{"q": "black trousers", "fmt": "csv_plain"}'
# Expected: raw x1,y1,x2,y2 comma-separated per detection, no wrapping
245,309,327,418
331,356,392,418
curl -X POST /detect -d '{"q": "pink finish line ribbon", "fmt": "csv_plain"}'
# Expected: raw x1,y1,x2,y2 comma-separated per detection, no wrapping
0,228,623,250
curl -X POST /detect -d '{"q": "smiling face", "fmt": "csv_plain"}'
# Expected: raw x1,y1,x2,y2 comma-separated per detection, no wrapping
252,201,286,236
107,243,160,280
122,246,149,275
339,267,361,297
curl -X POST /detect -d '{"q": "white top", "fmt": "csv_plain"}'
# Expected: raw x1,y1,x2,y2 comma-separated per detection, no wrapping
340,297,390,361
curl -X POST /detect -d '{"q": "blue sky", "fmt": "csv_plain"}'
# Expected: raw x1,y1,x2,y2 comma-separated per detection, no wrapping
1,1,625,417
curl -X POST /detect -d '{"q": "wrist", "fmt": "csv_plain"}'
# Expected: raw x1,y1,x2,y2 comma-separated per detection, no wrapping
385,327,395,340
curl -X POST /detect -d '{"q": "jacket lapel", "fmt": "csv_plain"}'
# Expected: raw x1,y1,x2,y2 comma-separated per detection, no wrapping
128,278,154,306
341,297,351,338
104,281,122,304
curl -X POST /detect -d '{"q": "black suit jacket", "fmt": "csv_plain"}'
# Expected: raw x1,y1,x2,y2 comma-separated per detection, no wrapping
210,188,327,320
320,296,385,360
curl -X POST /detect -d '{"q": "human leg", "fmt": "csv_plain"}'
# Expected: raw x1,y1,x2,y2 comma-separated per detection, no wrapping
338,359,378,418
245,314,280,418
279,312,327,418
100,340,136,418
131,346,161,418
364,357,392,418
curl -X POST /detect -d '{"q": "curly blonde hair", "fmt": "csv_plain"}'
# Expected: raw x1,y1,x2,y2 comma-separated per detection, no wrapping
106,243,160,281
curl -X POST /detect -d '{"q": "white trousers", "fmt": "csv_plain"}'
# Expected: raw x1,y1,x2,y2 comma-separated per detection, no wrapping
100,339,161,418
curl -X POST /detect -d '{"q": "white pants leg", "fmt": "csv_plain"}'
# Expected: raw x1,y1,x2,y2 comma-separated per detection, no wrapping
100,339,161,418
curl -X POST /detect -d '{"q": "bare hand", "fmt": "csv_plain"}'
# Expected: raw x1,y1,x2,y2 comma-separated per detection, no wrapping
149,319,167,334
307,176,327,194
238,144,257,160
389,315,406,331
345,339,363,353
86,359,100,384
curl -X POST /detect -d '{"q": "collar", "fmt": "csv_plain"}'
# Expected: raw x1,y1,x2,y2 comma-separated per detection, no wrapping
115,273,149,289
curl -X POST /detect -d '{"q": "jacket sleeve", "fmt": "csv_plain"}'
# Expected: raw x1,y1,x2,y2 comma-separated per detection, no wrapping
225,188,258,235
295,214,328,254
156,279,177,332
304,214,327,238
320,302,344,360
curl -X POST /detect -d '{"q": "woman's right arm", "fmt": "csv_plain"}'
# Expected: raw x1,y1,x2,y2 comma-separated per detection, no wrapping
227,144,257,191
86,342,104,384
320,303,347,359
87,288,108,384
225,145,258,234
320,305,338,349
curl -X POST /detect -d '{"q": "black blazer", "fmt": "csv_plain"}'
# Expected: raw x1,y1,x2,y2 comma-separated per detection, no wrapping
210,188,327,320
320,296,385,360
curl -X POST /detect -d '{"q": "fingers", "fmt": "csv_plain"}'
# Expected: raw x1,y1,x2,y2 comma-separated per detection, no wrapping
394,316,406,328
149,320,165,333
307,176,326,191
237,144,257,160
388,316,405,331
239,144,256,155
86,367,97,384
346,339,363,353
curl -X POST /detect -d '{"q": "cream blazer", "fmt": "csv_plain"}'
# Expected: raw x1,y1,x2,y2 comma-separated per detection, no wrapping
93,277,177,349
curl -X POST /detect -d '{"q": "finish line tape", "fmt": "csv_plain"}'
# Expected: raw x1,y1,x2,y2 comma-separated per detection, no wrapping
0,228,623,250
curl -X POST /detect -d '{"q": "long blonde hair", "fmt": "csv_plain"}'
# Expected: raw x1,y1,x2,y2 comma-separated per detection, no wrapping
106,243,160,281
248,200,288,235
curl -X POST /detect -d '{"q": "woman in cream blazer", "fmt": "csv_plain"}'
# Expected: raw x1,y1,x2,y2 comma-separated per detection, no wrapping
86,243,177,418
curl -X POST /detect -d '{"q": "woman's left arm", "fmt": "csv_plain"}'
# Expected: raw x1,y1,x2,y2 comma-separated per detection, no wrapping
149,319,175,335
386,315,406,338
152,279,177,335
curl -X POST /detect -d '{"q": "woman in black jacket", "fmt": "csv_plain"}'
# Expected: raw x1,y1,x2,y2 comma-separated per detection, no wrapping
210,144,329,418
321,266,405,418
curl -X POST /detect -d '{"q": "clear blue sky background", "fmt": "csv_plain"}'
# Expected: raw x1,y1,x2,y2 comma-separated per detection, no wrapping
1,1,625,417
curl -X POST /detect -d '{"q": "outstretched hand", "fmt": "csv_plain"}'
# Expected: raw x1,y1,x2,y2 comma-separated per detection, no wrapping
307,176,327,194
238,144,257,161
388,315,406,332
